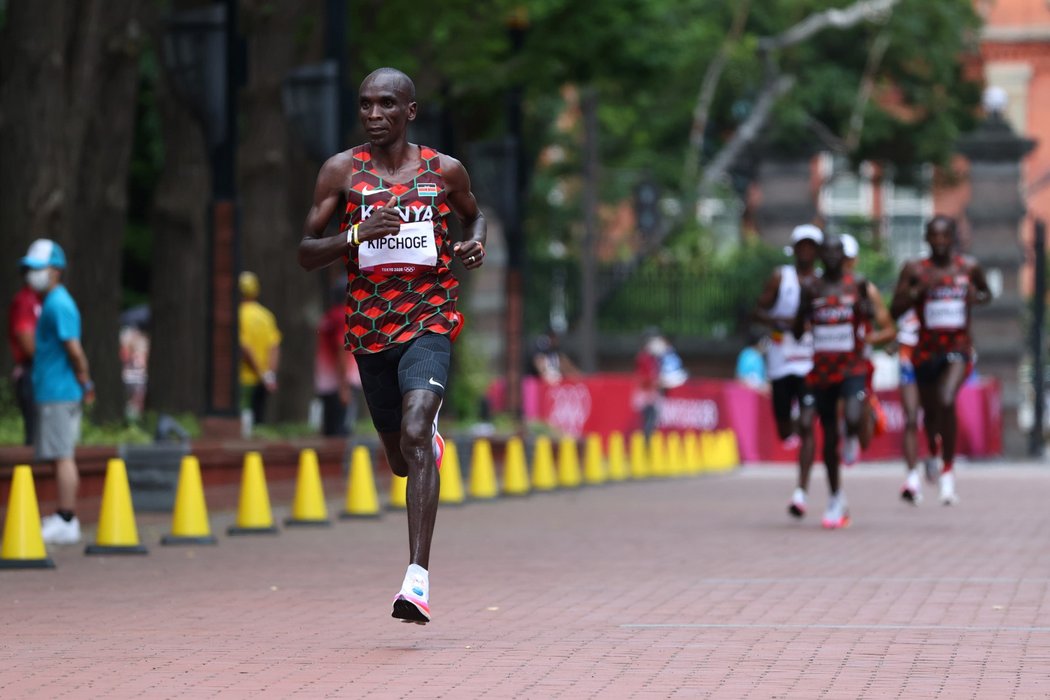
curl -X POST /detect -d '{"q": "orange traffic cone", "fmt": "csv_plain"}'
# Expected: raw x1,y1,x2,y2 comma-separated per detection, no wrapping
227,451,278,535
285,448,330,526
0,465,54,569
161,455,217,545
86,458,148,554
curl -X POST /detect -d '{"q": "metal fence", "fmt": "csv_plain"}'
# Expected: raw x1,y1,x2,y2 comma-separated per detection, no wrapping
525,262,760,339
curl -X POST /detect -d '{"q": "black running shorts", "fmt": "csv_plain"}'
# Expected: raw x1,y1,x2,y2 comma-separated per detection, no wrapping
355,333,451,434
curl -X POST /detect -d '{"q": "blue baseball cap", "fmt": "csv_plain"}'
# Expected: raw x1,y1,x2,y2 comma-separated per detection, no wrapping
20,239,67,270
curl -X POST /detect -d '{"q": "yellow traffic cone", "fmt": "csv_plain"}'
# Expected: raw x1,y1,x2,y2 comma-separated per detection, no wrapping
531,436,557,491
583,433,606,485
724,429,741,469
649,432,669,478
468,438,498,500
388,473,408,509
285,449,330,526
227,451,278,535
86,458,148,554
606,431,628,481
161,455,216,545
0,465,54,569
666,432,684,477
701,431,717,472
629,431,649,479
502,436,530,496
683,431,701,476
439,440,465,505
557,436,582,488
341,445,381,518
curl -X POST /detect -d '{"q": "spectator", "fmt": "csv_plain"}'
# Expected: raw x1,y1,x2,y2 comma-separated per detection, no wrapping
238,271,282,428
24,239,94,545
8,264,41,445
634,328,676,438
529,328,579,385
315,286,362,436
735,329,769,393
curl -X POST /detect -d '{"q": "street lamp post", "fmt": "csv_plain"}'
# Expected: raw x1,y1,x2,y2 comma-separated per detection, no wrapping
162,0,242,418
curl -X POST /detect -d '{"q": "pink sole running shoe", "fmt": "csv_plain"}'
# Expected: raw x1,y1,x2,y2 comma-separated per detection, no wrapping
392,593,430,624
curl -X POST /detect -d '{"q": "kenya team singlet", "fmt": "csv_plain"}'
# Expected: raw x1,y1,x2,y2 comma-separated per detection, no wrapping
807,275,869,387
341,145,459,354
913,255,972,364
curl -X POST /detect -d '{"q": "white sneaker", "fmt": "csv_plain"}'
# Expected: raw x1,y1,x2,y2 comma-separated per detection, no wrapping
822,494,850,530
939,472,959,505
788,487,807,518
900,470,923,505
924,456,942,485
391,565,430,624
40,514,81,545
843,436,860,467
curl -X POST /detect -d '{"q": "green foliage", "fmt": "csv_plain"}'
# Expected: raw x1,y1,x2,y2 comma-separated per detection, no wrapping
445,325,491,423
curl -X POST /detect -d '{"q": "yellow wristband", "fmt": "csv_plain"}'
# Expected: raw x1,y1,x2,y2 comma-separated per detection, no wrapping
348,223,360,247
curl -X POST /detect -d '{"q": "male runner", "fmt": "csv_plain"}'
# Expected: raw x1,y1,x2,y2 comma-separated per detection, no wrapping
299,67,486,623
793,233,874,529
754,224,821,518
840,233,895,464
889,216,991,505
894,308,923,502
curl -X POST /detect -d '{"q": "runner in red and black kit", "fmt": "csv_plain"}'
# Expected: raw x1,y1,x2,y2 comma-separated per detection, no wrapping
299,68,486,624
793,233,874,529
890,215,991,505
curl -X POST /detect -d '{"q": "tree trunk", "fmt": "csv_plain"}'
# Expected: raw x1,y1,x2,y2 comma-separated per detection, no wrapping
145,3,211,415
0,0,145,422
239,0,324,424
66,1,146,422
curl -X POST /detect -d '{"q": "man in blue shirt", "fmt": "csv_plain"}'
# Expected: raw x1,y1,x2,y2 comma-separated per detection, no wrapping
23,239,95,545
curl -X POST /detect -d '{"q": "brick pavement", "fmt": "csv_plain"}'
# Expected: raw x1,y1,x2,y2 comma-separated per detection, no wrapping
2,462,1049,699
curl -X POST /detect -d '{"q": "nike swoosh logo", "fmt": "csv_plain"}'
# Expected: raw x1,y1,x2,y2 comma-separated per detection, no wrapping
362,187,387,195
428,378,444,389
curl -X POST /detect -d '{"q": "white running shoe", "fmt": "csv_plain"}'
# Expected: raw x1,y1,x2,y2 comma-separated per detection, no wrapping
924,456,942,485
843,436,860,467
40,514,81,545
788,487,807,519
939,472,959,505
900,470,923,505
392,566,431,624
821,494,850,530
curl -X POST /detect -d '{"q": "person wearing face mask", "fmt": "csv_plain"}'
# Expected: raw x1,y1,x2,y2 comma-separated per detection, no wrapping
21,239,95,545
8,264,42,445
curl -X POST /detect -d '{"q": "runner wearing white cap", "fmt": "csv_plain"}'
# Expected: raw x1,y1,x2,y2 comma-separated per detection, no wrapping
754,224,821,518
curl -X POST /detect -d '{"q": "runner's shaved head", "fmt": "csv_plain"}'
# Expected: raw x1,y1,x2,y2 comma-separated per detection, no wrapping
361,67,416,101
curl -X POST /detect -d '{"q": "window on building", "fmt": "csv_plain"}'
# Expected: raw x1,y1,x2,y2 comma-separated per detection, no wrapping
882,165,934,263
818,154,934,264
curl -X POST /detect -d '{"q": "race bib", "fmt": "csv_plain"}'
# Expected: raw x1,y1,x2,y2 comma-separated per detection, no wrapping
813,324,854,353
924,298,966,330
358,221,438,274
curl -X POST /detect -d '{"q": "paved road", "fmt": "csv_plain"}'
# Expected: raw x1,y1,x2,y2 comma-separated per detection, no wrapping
2,462,1049,698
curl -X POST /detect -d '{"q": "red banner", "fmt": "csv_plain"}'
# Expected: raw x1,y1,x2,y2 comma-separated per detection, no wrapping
515,375,1002,462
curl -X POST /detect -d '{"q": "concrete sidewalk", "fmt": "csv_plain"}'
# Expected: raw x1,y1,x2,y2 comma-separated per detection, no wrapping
2,462,1049,698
